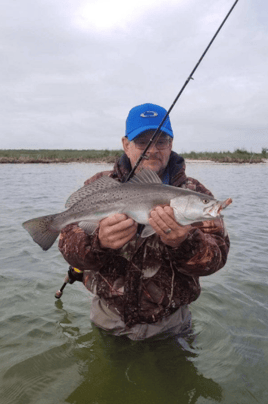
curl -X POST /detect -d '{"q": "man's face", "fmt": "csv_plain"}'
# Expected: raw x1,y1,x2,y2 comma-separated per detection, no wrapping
122,130,172,176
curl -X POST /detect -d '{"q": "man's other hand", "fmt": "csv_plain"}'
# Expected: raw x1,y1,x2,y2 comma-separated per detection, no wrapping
149,206,191,248
98,214,138,249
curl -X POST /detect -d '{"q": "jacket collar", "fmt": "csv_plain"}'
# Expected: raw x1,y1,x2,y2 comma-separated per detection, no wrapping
112,151,187,186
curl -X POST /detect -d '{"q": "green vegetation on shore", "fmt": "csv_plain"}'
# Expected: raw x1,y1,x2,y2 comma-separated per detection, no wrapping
0,149,122,164
181,148,267,163
0,148,267,164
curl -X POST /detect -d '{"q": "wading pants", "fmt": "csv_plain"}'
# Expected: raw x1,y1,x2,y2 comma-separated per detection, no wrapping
89,296,192,341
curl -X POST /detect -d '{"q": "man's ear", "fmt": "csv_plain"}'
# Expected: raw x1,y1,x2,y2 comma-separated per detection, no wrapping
122,137,130,154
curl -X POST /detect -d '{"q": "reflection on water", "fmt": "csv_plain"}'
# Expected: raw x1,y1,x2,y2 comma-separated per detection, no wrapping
2,304,223,404
0,162,268,404
67,328,223,404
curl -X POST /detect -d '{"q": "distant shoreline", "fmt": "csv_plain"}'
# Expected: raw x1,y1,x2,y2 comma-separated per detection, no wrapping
0,158,267,164
0,149,267,164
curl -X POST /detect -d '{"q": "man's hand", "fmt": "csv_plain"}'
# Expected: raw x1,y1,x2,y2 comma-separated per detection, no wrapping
98,214,138,249
149,206,191,248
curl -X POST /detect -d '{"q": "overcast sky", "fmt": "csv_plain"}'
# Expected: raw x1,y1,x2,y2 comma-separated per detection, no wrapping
0,0,267,152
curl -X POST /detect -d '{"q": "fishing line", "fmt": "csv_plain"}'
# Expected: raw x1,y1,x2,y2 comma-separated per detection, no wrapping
126,0,240,181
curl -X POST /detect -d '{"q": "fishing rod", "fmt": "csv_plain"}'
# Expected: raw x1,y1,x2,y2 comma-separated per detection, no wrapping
126,0,240,181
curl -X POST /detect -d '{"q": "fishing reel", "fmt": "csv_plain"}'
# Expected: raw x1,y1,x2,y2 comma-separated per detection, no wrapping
55,266,83,299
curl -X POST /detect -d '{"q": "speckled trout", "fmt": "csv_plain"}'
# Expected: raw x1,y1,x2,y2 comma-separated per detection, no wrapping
22,169,232,251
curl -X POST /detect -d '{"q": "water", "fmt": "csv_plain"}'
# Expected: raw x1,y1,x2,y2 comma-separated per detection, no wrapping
0,162,267,404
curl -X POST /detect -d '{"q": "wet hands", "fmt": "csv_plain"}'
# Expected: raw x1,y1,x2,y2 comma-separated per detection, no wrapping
149,206,192,248
99,214,138,249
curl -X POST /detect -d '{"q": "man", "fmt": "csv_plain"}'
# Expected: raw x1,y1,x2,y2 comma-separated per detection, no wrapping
59,103,230,340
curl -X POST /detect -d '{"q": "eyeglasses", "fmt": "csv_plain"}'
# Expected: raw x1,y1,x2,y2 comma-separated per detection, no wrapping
133,136,171,150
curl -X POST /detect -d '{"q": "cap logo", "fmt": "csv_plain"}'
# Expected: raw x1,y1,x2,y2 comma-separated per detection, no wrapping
140,111,158,118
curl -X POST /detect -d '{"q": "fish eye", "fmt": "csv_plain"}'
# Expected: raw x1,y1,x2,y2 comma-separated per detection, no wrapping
202,198,210,204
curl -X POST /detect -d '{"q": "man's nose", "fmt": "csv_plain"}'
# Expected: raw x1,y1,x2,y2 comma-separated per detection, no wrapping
146,143,159,153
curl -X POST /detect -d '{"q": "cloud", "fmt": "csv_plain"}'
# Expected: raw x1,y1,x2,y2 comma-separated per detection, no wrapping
0,0,267,152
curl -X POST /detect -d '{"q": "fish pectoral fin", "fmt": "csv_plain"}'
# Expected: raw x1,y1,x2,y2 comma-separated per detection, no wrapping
140,224,156,238
78,221,99,235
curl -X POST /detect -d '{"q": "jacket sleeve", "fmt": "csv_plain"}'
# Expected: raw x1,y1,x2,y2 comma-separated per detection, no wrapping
167,176,230,277
166,218,230,277
58,224,116,272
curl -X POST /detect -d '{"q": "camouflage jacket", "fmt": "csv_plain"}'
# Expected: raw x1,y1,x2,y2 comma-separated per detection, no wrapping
58,152,230,327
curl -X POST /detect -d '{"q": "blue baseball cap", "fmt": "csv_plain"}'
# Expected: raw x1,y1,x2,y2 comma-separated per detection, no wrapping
125,103,173,141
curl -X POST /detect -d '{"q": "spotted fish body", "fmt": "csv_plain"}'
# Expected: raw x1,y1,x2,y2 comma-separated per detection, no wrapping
22,169,232,251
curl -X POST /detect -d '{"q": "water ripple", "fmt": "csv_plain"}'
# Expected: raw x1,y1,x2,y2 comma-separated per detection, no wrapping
0,163,268,404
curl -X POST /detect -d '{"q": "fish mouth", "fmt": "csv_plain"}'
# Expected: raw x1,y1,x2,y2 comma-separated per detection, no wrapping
204,198,232,218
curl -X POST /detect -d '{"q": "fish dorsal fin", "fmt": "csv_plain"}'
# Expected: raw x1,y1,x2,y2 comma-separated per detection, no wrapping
127,169,162,185
65,176,120,208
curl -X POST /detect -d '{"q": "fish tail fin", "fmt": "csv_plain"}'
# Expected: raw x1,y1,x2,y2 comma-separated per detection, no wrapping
22,213,61,251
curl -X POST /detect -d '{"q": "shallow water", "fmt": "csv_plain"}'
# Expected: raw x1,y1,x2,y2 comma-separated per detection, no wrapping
0,162,267,404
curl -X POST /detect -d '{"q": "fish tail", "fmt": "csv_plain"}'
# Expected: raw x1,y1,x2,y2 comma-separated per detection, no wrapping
22,213,61,251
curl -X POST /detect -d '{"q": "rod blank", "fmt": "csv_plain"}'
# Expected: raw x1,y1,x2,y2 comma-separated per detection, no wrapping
126,0,240,181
